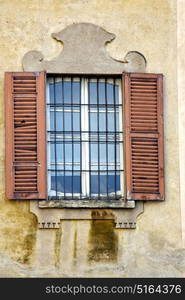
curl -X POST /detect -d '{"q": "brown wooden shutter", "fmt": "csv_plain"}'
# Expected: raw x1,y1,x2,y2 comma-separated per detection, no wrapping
5,72,46,200
123,72,164,201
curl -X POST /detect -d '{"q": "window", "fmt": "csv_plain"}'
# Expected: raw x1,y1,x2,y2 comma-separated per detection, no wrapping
5,72,164,203
47,76,124,200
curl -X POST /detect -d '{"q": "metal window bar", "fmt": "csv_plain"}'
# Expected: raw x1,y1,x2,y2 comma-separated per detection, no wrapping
79,77,82,200
47,75,123,200
71,77,74,199
105,78,108,199
53,76,58,199
113,77,117,199
97,78,100,199
88,79,91,200
62,76,66,199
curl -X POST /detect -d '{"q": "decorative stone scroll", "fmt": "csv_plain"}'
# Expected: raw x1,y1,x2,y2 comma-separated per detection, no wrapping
30,201,144,229
22,23,146,74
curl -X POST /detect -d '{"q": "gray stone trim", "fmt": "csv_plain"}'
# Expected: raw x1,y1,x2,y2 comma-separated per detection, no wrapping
22,23,146,74
38,199,135,209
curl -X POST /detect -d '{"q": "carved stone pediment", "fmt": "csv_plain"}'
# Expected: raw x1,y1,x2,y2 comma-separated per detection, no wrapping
22,23,146,74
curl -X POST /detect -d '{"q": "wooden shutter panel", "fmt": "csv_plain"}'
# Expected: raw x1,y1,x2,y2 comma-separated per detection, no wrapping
5,72,46,199
123,72,164,201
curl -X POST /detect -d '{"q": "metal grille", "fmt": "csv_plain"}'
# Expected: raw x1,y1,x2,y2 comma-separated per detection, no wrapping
47,75,124,200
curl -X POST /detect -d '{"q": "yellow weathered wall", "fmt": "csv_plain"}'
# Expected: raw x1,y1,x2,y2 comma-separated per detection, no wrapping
0,0,185,277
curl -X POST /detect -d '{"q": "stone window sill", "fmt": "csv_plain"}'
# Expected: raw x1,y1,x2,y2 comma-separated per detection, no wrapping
38,199,135,209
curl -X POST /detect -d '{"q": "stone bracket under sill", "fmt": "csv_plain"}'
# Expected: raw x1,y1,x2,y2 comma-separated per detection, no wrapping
30,200,144,230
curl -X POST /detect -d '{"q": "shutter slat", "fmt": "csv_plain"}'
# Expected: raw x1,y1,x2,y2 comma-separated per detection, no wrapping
5,72,46,200
123,72,164,201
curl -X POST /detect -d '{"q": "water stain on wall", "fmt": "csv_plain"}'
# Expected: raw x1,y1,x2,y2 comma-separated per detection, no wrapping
0,210,37,265
54,226,62,268
88,220,118,262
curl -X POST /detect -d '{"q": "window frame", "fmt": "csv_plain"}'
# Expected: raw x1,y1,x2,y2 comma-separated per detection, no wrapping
46,75,125,205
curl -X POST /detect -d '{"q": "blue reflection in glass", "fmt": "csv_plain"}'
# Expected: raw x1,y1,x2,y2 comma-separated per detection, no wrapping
73,143,80,163
49,80,81,104
100,143,106,164
73,111,80,131
72,82,80,104
64,111,71,131
90,143,98,163
90,112,97,131
90,173,120,194
107,111,114,131
99,111,106,131
107,83,114,104
108,144,115,163
65,143,72,162
89,82,97,104
51,171,81,194
98,82,105,104
50,111,63,131
50,143,63,163
63,81,71,103
49,83,54,103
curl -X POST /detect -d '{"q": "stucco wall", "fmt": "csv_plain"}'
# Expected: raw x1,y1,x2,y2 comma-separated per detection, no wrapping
0,0,185,277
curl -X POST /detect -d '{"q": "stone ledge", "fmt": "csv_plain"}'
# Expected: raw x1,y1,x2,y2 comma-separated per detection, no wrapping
38,199,135,209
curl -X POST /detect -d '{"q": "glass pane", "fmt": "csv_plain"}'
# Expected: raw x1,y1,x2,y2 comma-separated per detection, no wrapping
116,111,119,131
49,81,63,104
65,143,72,163
115,172,121,192
100,172,107,194
50,143,63,164
90,172,121,195
90,111,97,131
90,143,98,164
99,111,106,131
90,172,98,194
49,170,81,195
116,144,120,165
98,82,105,104
50,171,64,194
107,82,114,104
108,110,114,131
108,172,116,193
100,143,106,164
73,111,80,131
73,171,81,193
108,143,115,163
89,81,97,104
72,81,80,104
50,111,63,131
74,143,80,163
63,81,71,103
64,111,71,131
115,85,119,104
50,171,56,195
55,81,63,104
64,172,72,193
49,83,54,104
